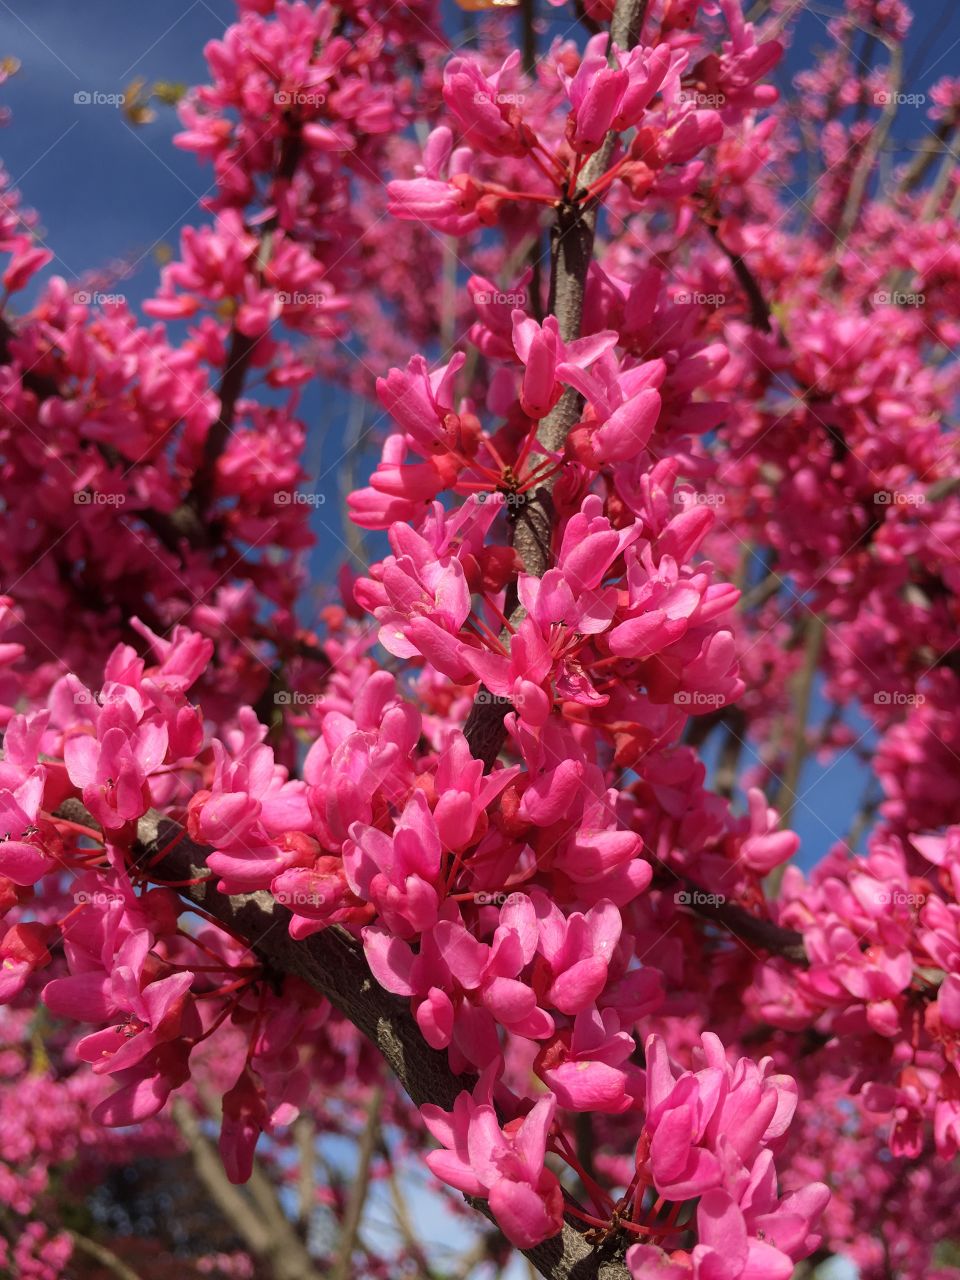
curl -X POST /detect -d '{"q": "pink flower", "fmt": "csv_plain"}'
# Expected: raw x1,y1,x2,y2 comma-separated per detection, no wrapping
0,923,53,1002
560,351,665,463
433,732,519,852
530,890,622,1014
376,352,466,458
220,1065,266,1184
63,711,168,832
536,1006,641,1112
388,127,486,235
2,239,52,293
561,36,629,154
443,52,531,157
512,311,617,420
0,767,55,886
738,788,799,874
422,1077,564,1248
344,790,442,938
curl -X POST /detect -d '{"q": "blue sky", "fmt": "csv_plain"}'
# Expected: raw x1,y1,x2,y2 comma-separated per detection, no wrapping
1,0,955,871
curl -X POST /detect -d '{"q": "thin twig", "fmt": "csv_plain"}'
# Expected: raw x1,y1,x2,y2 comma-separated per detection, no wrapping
331,1086,384,1280
68,1232,144,1280
775,613,825,833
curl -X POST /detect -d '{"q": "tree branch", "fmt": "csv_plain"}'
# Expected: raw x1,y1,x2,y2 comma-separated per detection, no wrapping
173,1096,321,1280
704,223,772,332
330,1085,383,1280
67,1231,144,1280
684,886,808,965
463,0,648,770
52,802,631,1280
830,41,904,268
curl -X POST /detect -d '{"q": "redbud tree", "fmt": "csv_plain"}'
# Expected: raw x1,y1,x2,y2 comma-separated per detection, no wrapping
1,0,959,1276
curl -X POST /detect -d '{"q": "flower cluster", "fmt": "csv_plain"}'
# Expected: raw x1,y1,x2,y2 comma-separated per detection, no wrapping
2,0,960,1273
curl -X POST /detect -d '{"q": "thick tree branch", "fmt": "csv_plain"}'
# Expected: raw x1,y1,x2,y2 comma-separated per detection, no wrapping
74,804,632,1280
464,0,648,770
897,114,958,194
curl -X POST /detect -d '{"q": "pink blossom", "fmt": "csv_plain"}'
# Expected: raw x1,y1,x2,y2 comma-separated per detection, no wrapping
422,1078,564,1248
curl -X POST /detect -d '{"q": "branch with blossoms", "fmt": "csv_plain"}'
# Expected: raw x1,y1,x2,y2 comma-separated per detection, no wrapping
6,0,960,1276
